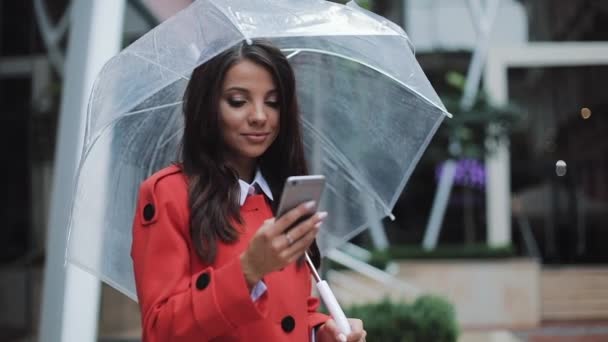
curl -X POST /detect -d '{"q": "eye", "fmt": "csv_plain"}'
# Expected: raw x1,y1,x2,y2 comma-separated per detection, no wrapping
266,101,279,109
227,98,246,108
265,100,280,109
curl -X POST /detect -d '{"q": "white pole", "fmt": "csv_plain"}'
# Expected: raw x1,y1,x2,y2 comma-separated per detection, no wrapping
38,1,125,341
423,160,457,249
485,126,511,246
462,0,508,246
461,0,500,110
484,49,511,247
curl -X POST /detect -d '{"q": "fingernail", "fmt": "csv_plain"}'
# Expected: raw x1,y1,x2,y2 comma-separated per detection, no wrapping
314,221,322,229
304,201,316,210
338,333,347,342
317,211,328,219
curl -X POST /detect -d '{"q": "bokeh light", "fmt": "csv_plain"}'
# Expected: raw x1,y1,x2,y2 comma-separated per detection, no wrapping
581,107,592,119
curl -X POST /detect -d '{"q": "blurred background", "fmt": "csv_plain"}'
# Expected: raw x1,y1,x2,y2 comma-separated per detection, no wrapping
1,0,607,341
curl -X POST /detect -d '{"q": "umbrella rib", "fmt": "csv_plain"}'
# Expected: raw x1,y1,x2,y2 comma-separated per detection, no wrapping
157,127,183,150
122,101,184,117
285,50,301,59
126,51,190,82
388,112,445,211
301,118,391,215
282,47,452,118
206,0,248,42
148,117,181,176
81,101,183,175
302,119,367,187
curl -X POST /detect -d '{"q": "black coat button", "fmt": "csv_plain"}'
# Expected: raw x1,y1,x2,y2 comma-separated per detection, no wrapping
143,204,155,221
196,272,210,290
281,315,295,333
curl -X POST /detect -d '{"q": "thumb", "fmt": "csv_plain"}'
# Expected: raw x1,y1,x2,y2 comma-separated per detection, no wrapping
323,319,347,342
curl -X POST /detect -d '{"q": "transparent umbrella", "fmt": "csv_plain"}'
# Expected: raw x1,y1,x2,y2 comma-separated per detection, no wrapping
67,0,450,303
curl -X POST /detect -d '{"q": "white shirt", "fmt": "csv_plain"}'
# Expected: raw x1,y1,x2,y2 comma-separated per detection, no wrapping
238,169,274,206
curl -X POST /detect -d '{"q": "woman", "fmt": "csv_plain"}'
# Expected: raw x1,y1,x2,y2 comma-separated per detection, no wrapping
131,39,366,341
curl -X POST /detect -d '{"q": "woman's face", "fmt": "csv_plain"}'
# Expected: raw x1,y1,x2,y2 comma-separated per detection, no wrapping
219,59,280,170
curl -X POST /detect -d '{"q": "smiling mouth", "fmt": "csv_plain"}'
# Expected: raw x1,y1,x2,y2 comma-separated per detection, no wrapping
241,133,270,142
242,133,269,137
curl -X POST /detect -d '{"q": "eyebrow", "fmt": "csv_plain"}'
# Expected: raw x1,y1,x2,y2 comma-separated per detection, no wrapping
224,86,249,93
223,87,278,95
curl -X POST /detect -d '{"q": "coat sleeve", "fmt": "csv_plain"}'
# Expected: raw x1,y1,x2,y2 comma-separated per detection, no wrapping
131,176,269,341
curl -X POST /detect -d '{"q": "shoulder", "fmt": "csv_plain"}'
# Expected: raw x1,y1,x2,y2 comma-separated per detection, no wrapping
141,164,187,194
137,164,189,223
139,165,188,211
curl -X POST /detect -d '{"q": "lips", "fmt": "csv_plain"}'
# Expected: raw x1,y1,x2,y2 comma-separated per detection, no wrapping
241,133,270,143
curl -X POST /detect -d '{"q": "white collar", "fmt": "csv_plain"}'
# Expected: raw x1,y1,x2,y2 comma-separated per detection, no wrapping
238,169,274,206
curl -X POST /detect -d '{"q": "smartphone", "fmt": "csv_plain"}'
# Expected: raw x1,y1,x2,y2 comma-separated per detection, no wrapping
276,175,326,223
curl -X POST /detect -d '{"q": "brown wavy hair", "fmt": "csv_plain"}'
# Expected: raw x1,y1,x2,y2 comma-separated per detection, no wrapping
181,39,320,267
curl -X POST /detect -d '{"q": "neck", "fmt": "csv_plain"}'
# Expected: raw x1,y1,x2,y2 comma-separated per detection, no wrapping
227,157,257,183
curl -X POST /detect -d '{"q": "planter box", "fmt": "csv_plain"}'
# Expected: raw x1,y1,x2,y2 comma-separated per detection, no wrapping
329,258,541,329
97,259,542,335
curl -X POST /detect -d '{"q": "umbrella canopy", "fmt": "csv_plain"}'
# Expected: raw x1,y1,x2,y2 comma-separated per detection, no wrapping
67,0,450,300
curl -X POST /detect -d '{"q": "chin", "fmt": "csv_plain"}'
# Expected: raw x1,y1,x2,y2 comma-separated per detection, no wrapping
241,147,269,159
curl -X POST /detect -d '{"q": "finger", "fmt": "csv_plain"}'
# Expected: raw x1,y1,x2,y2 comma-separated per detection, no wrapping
321,320,350,342
285,211,326,242
270,212,323,255
346,331,364,342
271,201,317,235
346,319,364,342
345,319,364,342
282,226,319,262
257,218,275,236
348,319,363,332
322,319,340,336
271,221,315,252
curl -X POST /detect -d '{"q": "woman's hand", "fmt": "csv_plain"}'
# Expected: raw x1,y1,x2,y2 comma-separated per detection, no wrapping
316,318,366,342
240,200,326,286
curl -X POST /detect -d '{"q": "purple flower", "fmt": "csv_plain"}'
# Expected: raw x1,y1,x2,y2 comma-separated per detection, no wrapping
435,158,485,189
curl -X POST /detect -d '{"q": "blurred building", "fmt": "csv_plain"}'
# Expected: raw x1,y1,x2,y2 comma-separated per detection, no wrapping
388,0,608,332
0,1,163,339
0,0,607,340
383,0,608,265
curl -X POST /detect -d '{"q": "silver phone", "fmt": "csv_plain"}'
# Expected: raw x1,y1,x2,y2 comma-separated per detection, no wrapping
276,175,326,220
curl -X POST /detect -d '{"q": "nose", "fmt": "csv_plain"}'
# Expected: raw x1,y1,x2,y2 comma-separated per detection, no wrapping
248,101,268,126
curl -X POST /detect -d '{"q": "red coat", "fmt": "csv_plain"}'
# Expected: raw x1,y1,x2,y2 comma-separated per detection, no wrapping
131,165,328,341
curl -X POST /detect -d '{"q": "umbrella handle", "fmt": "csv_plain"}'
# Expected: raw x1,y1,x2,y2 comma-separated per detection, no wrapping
316,280,352,335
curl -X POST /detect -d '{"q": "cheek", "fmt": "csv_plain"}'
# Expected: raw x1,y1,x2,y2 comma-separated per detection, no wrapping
219,105,240,135
270,109,280,129
270,111,280,139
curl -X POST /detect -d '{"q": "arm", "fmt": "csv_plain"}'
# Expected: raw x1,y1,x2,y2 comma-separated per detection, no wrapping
130,178,268,342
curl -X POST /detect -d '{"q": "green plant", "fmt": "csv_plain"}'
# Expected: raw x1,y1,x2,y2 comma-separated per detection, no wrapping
366,244,515,269
327,244,515,271
410,296,460,342
344,296,459,341
427,71,525,162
